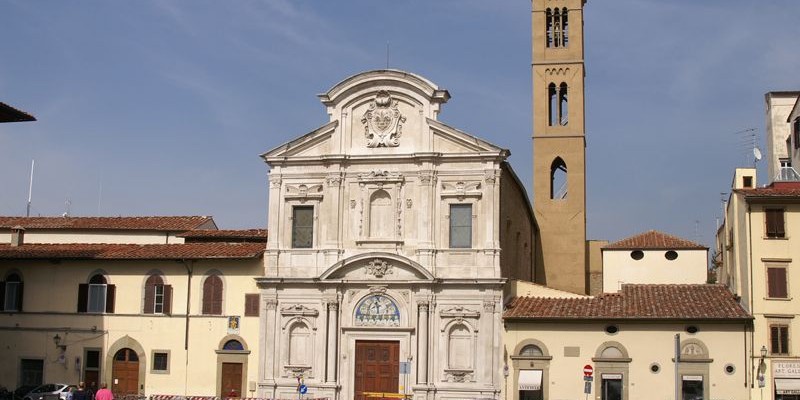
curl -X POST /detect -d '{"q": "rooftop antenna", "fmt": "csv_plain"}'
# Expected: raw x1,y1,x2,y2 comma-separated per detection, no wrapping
97,173,103,216
733,128,760,167
694,219,701,244
63,198,71,217
26,159,35,217
386,41,390,69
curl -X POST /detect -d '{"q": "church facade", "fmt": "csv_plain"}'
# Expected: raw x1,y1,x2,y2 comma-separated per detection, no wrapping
258,70,535,400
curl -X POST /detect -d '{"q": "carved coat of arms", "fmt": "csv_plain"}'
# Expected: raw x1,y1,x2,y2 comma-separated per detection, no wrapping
362,90,406,148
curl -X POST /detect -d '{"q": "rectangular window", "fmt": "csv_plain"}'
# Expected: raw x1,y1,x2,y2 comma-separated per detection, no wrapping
152,352,169,373
4,281,20,311
154,285,164,314
292,206,314,248
743,176,753,188
771,324,790,355
766,209,786,238
87,284,107,313
245,293,260,317
681,376,703,400
793,118,800,149
449,204,473,248
768,267,789,299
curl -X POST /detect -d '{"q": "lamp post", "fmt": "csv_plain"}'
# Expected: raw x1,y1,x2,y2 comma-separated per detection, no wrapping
758,345,768,400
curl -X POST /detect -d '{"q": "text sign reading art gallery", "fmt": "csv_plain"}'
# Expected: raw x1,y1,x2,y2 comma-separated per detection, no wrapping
355,295,400,326
774,361,800,378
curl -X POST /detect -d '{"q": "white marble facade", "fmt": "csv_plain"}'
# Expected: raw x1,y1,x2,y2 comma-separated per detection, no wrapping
257,70,533,400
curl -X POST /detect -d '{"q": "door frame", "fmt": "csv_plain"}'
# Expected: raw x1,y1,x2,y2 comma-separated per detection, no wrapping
215,335,250,397
106,337,146,396
342,329,412,400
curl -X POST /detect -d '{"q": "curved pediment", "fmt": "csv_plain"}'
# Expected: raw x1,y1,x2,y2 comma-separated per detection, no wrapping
320,252,434,281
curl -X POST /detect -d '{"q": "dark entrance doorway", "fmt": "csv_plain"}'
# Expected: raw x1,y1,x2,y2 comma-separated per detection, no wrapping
220,363,243,398
354,340,399,400
111,348,139,396
601,375,622,400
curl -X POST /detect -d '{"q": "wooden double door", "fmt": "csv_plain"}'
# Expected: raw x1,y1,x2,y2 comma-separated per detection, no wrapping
112,348,139,396
354,340,400,400
221,362,243,398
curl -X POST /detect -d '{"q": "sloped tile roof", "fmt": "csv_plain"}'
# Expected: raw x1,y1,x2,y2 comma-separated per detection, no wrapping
0,216,214,231
178,229,267,239
604,230,706,250
0,243,265,260
0,102,36,122
736,182,800,198
504,284,750,321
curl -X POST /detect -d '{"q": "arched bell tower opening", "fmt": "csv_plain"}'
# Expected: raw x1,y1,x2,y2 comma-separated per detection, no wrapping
532,0,588,294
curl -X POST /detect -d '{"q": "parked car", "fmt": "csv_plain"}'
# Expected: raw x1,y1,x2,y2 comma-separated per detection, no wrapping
12,386,38,400
22,384,76,400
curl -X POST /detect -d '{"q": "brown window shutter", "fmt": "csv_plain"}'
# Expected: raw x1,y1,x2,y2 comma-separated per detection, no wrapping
0,281,5,310
781,326,790,353
768,268,788,298
203,276,223,315
212,278,223,315
105,284,116,314
766,210,777,237
143,284,155,314
17,282,23,312
163,285,173,315
777,210,786,237
245,294,259,317
77,284,89,313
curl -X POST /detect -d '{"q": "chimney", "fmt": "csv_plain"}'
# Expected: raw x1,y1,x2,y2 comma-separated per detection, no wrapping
10,226,25,246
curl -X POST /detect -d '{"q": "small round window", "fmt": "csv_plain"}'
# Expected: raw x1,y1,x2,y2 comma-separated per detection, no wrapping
725,364,736,375
630,250,644,260
665,250,678,260
686,326,699,334
650,363,661,373
605,325,619,335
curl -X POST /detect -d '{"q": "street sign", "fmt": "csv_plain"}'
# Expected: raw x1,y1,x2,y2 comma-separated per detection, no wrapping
584,381,592,394
400,361,411,374
584,376,593,382
583,364,593,376
299,385,307,394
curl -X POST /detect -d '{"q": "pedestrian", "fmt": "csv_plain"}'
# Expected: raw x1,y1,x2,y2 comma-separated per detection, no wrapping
72,383,87,400
65,387,75,400
93,384,112,400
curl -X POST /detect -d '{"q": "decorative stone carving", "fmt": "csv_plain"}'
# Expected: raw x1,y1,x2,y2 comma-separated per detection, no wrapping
285,184,324,202
441,181,482,200
362,90,406,148
284,365,311,378
406,199,413,208
444,369,473,383
269,176,282,189
327,302,339,311
265,299,279,310
418,171,435,185
417,300,430,313
366,258,394,278
350,200,357,209
357,170,404,183
483,299,496,312
280,304,320,317
368,285,388,294
440,305,480,319
326,174,343,187
484,169,500,184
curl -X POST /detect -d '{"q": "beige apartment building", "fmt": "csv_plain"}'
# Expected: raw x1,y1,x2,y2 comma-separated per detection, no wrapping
0,217,266,398
717,167,800,400
765,92,800,181
503,282,751,400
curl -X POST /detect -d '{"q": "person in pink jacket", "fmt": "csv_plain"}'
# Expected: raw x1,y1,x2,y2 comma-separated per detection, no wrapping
93,384,113,400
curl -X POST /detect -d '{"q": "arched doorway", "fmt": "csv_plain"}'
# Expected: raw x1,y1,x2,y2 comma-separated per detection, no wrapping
112,348,139,396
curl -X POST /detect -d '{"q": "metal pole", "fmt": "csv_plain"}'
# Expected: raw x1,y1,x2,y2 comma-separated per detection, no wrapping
675,333,680,400
26,159,34,216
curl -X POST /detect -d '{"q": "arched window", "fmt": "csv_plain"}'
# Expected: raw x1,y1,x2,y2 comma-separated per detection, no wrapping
2,273,23,312
600,345,624,358
548,83,557,126
78,273,115,314
548,83,568,126
144,274,172,314
288,322,310,366
447,324,473,370
559,83,569,125
223,340,245,351
550,157,567,200
202,274,223,315
546,7,569,48
520,344,544,357
369,189,393,238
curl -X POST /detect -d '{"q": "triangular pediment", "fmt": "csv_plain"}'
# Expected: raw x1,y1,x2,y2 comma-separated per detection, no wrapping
261,121,338,159
320,252,434,281
428,119,507,155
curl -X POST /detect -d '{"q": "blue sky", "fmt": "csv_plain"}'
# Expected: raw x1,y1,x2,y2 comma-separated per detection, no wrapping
1,1,798,247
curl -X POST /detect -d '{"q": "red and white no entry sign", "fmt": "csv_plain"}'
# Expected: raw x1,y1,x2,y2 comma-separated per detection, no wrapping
583,364,594,376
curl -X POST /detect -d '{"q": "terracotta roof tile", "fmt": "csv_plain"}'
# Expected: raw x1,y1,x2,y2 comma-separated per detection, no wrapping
178,229,267,239
0,216,214,231
604,230,706,250
504,284,750,321
0,243,264,260
736,182,800,198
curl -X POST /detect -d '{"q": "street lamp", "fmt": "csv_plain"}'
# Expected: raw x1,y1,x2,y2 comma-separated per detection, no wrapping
758,345,767,391
53,334,66,351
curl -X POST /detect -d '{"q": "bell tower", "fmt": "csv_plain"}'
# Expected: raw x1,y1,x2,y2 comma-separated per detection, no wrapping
532,0,588,294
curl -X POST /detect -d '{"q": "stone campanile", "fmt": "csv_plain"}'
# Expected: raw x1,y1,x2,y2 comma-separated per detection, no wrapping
532,0,588,294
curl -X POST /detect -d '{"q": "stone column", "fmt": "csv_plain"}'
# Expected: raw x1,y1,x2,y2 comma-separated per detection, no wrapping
417,301,429,384
326,301,339,382
266,175,281,277
263,299,279,383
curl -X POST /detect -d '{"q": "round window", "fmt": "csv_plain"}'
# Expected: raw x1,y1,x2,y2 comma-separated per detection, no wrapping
650,363,661,373
686,325,699,334
725,364,736,375
605,325,619,334
665,250,678,260
630,250,644,260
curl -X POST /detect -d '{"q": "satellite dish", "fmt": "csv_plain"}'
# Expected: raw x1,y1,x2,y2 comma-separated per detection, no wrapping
754,147,762,161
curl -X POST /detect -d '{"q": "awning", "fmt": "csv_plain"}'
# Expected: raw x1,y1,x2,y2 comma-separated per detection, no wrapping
519,370,543,391
775,379,800,395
